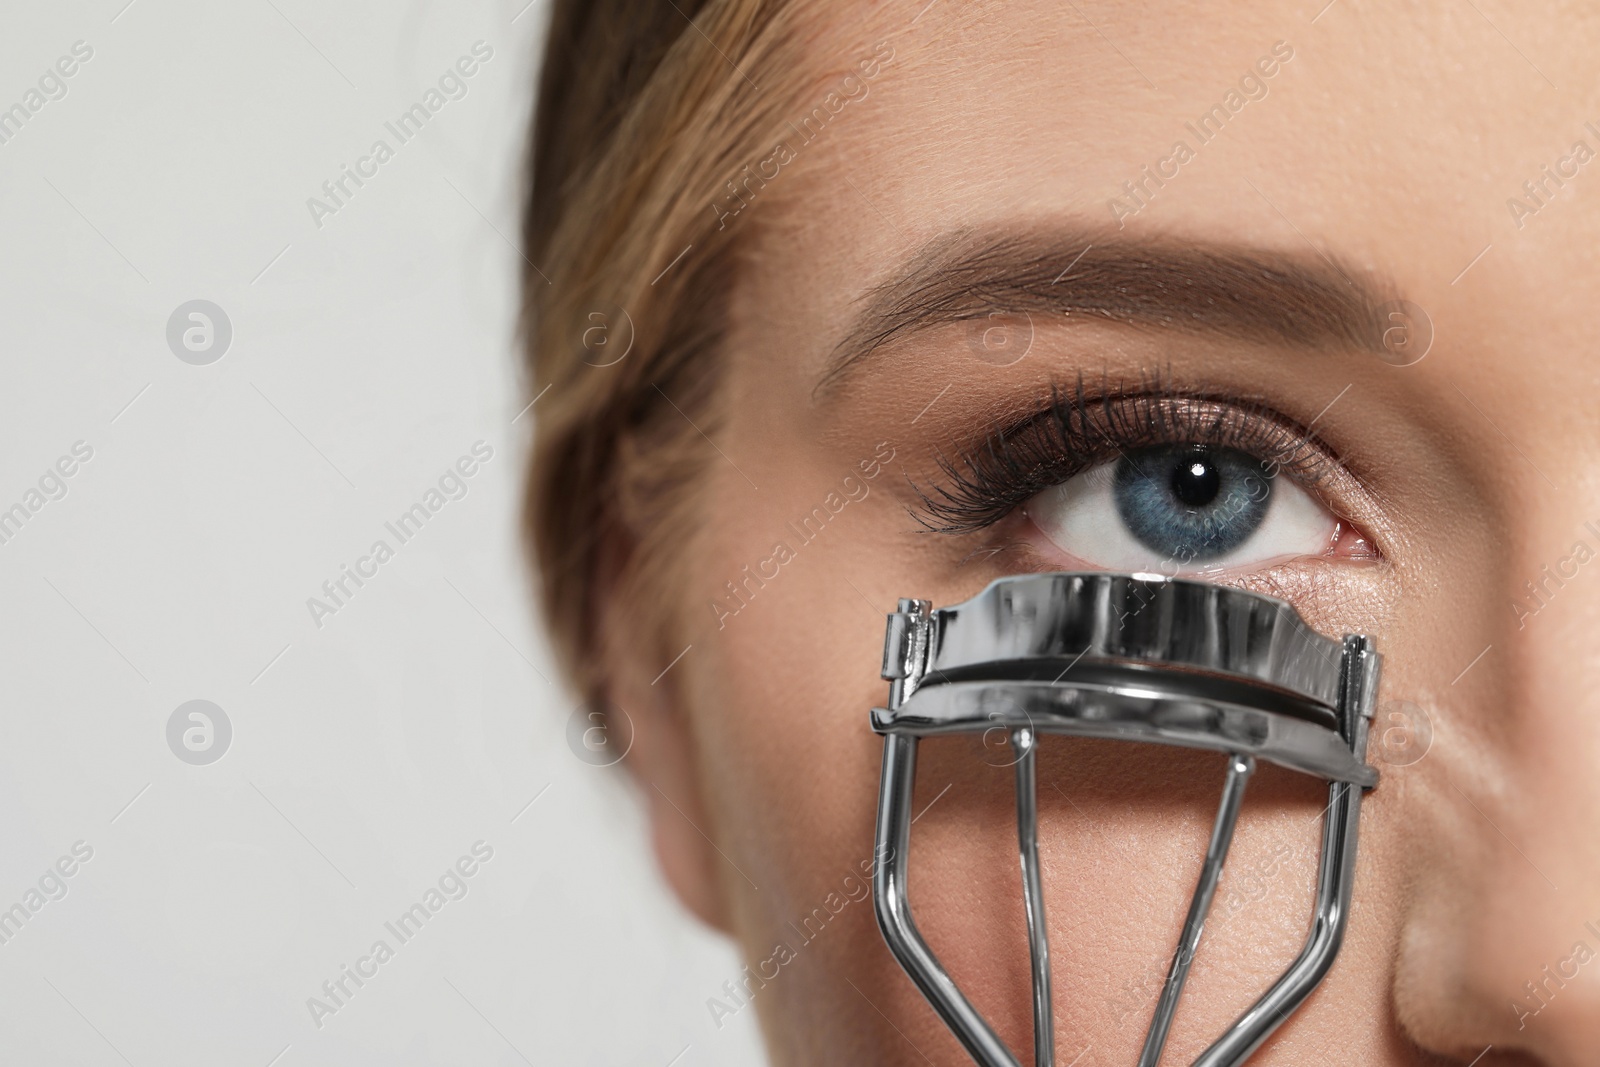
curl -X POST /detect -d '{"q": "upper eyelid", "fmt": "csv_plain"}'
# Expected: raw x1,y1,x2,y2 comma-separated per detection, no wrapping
912,387,1344,534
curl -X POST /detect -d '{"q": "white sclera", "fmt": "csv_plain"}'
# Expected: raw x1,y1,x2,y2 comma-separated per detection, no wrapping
1026,460,1337,574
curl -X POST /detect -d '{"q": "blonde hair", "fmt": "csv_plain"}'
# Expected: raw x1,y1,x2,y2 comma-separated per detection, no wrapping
522,0,805,696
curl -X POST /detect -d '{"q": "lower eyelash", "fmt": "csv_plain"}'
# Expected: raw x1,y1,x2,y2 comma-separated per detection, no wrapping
912,371,1342,534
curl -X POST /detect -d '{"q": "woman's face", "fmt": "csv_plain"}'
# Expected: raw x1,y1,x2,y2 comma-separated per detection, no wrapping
609,3,1600,1063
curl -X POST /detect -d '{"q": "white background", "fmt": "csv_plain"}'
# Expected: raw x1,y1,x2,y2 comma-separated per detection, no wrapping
0,2,766,1064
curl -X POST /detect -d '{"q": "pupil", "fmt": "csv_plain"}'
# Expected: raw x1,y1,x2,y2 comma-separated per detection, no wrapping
1171,452,1221,507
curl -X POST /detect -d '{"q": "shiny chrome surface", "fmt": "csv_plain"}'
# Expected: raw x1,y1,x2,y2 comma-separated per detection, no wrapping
919,573,1345,709
1139,752,1255,1067
869,572,1380,1067
1012,727,1053,1067
873,679,1375,786
1192,634,1378,1067
875,730,1022,1065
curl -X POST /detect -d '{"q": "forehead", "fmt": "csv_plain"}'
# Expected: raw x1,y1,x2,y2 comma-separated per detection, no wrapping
739,0,1600,389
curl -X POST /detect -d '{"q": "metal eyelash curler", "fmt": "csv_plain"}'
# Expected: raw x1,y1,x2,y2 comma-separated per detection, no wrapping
871,571,1380,1067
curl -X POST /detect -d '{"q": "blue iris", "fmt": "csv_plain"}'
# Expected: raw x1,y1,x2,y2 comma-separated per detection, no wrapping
1112,446,1273,563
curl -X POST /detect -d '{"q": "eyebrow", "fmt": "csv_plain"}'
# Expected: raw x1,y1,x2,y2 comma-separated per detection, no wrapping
818,227,1402,393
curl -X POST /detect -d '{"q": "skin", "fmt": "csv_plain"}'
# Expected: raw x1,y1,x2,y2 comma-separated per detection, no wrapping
596,2,1600,1063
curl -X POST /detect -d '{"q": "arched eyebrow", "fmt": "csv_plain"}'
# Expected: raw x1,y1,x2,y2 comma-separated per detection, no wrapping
816,227,1404,395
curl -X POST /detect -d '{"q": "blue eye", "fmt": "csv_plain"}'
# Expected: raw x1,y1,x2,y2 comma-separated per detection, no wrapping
1024,443,1338,575
1113,446,1272,562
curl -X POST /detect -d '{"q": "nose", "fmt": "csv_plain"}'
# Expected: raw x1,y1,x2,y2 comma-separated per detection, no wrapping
1406,529,1600,1065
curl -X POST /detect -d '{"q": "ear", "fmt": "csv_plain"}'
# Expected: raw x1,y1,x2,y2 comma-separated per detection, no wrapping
594,529,730,933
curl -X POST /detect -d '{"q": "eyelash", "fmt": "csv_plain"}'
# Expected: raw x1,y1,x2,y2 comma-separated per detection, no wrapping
912,372,1343,534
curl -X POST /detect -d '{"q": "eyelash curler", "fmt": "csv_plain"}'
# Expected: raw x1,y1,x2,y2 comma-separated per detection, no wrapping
871,571,1379,1066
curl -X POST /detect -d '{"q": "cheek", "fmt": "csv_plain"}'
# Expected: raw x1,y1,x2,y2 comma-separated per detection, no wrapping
682,472,890,934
